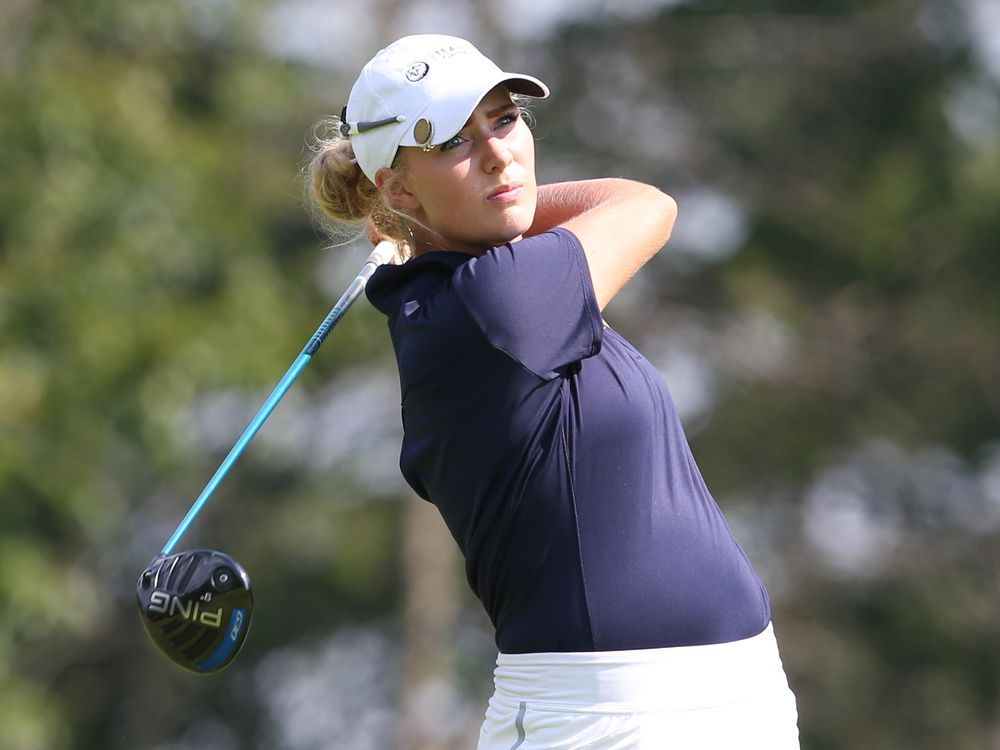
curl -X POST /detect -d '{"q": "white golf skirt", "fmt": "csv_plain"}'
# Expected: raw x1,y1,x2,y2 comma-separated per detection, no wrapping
477,623,799,750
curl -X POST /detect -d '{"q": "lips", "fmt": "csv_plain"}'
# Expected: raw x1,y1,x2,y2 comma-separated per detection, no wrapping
487,183,524,202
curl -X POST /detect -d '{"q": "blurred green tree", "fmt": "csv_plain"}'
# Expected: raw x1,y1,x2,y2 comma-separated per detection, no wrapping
1,0,998,748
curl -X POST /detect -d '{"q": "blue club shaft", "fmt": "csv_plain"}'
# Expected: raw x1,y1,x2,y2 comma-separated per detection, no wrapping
161,242,394,555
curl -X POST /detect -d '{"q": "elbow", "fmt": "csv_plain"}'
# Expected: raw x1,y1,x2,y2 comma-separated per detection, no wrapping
650,188,678,251
661,191,679,235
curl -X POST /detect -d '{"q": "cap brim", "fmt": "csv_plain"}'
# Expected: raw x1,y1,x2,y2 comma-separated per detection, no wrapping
398,73,550,149
503,73,549,99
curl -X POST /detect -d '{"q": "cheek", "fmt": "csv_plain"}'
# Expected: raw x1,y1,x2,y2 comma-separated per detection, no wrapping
414,174,482,239
515,123,536,171
429,171,477,219
407,165,460,216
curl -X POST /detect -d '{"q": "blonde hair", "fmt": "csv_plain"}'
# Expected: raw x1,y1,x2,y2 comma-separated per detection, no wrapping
304,117,414,262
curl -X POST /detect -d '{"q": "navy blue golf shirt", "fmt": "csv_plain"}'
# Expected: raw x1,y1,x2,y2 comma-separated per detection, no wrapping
366,228,770,654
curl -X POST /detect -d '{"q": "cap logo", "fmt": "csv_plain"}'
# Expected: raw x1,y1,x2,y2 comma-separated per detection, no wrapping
405,62,429,82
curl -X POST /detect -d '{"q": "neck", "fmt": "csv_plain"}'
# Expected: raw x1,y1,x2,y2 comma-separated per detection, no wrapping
409,231,490,258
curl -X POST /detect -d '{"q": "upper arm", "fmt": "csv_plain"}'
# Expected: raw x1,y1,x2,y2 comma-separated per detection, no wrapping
451,229,603,380
537,180,678,310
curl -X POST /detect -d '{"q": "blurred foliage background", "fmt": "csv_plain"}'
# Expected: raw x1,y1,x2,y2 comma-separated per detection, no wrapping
1,0,999,748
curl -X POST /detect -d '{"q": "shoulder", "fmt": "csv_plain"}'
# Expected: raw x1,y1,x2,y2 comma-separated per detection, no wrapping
451,228,586,292
365,251,473,316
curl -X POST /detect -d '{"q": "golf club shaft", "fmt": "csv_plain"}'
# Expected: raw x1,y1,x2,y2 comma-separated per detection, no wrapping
161,241,396,555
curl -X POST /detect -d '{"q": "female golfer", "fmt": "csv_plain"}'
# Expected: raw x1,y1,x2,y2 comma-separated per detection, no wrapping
308,34,799,749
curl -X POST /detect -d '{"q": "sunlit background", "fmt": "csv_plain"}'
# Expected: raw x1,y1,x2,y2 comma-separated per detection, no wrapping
2,0,999,748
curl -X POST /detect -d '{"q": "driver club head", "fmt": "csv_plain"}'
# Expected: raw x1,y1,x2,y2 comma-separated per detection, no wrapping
136,549,253,674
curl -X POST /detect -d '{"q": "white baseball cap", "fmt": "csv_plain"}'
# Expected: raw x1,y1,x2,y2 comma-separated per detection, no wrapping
341,35,549,182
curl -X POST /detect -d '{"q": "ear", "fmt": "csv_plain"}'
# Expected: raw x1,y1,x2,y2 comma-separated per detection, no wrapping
375,167,421,211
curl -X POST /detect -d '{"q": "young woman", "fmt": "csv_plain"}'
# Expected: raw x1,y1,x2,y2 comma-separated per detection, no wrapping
308,34,800,749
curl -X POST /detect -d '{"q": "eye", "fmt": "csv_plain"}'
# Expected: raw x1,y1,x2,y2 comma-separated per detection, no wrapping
440,134,466,152
496,110,519,129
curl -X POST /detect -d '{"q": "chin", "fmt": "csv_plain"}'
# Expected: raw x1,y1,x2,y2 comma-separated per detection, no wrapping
498,210,535,244
494,225,531,247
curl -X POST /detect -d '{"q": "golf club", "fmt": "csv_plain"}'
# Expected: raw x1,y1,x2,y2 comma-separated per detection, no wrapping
137,240,396,673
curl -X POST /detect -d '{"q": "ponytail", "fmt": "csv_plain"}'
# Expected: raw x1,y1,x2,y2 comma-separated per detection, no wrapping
305,118,412,261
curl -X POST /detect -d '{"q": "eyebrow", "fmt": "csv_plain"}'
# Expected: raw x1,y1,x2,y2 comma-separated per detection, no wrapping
460,100,516,130
485,102,515,117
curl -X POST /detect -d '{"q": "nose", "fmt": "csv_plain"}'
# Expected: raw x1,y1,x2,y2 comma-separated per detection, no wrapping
479,134,513,174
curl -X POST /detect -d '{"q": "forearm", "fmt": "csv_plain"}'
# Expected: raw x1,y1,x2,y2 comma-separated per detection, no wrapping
528,178,677,310
528,179,652,236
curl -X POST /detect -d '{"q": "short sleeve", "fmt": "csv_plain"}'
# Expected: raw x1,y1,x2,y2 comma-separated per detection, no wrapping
451,228,604,380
